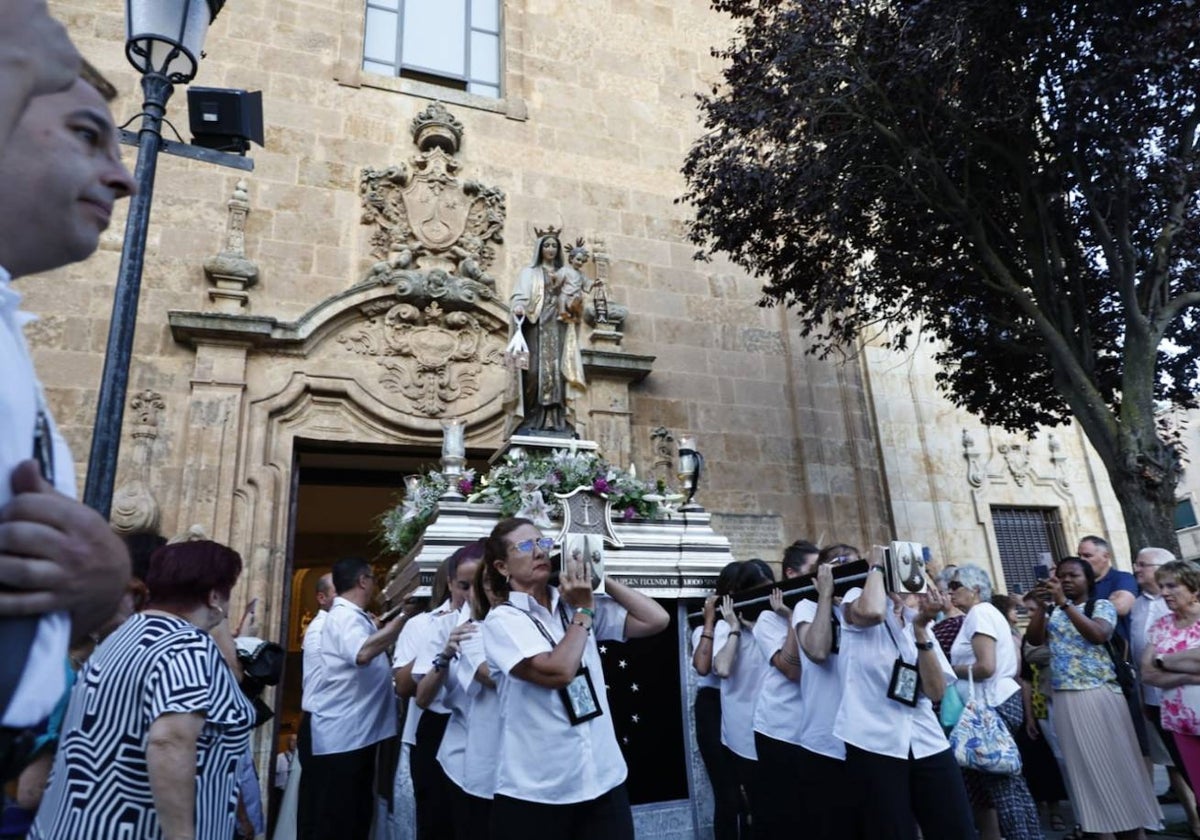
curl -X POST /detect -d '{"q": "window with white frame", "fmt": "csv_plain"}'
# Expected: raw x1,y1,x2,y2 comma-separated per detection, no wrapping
362,0,502,99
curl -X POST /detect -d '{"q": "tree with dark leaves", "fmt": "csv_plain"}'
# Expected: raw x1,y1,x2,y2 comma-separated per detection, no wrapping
682,0,1200,553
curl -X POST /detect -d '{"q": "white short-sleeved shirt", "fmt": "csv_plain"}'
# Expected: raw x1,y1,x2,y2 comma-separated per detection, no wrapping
300,609,328,713
482,588,628,804
438,607,501,798
393,609,447,746
311,597,397,755
1,268,76,727
791,598,847,759
833,589,955,760
413,607,467,716
719,622,769,760
751,611,804,745
950,602,1020,706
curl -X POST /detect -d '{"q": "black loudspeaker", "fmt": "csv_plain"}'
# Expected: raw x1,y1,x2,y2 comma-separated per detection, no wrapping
187,87,264,154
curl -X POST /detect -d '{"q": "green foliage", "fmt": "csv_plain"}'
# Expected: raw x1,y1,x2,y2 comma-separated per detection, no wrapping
379,451,662,557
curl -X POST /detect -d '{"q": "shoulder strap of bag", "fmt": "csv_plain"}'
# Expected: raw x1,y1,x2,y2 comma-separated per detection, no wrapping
0,617,39,718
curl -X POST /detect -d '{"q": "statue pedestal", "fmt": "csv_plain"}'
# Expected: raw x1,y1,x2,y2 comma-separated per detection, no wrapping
489,434,600,464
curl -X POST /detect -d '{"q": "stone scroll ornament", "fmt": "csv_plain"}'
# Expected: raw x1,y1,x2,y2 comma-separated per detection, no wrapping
554,486,624,594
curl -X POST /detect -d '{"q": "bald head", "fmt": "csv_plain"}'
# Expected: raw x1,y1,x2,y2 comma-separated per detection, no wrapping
315,572,334,611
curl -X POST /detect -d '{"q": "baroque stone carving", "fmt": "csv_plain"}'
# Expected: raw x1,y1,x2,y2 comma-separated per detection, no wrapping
962,428,984,488
111,389,166,534
339,301,505,417
358,102,506,310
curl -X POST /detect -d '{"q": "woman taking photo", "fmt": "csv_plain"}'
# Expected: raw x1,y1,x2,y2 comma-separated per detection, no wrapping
1141,560,1200,791
1026,556,1160,839
480,518,669,839
31,540,255,840
947,565,1041,840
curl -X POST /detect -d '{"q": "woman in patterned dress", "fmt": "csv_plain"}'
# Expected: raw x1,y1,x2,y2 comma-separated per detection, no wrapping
1141,560,1200,790
1025,556,1160,840
30,540,255,840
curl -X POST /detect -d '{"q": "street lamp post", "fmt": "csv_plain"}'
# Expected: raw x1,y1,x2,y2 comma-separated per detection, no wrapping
83,0,226,518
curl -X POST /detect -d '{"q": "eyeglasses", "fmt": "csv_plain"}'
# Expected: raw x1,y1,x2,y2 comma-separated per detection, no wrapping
830,555,857,566
512,537,554,553
947,581,964,590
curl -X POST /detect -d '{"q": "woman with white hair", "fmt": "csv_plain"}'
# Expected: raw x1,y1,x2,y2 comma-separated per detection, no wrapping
948,564,1042,840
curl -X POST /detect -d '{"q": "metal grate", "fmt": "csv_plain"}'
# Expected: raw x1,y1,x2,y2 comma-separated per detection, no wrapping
991,506,1069,594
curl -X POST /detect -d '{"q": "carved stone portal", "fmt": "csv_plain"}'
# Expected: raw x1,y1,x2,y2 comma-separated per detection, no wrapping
339,300,505,418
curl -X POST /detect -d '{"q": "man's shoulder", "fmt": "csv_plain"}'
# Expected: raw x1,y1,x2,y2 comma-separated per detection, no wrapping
1097,568,1137,593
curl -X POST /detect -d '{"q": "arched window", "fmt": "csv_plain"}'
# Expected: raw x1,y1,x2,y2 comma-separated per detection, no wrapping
362,0,502,99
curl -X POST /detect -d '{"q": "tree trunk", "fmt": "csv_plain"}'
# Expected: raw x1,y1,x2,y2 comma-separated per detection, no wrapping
1098,454,1182,560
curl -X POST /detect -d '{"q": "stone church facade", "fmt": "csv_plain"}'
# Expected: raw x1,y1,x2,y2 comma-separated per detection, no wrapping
38,1,1137,824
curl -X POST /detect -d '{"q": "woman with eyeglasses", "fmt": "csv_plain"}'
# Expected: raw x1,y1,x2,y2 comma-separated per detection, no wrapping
479,518,669,839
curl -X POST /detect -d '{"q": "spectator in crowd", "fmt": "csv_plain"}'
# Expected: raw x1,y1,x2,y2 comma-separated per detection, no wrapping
412,542,485,839
713,559,775,838
306,557,410,840
30,540,255,840
1141,560,1200,800
947,565,1042,840
835,546,974,839
0,4,135,781
1132,548,1200,836
1026,556,1161,839
480,517,668,840
781,540,819,579
271,732,297,833
691,561,741,840
933,565,966,658
1078,536,1137,643
791,546,858,840
1011,594,1071,833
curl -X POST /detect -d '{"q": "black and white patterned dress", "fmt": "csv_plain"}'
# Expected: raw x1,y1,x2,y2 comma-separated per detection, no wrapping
30,612,255,840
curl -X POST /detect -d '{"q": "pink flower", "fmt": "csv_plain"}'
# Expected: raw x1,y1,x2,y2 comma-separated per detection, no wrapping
458,478,473,495
623,505,636,521
593,478,611,493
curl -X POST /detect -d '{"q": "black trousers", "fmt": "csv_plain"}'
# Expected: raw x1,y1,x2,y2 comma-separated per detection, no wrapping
695,687,740,840
306,741,378,840
451,785,492,840
1147,703,1193,789
727,748,758,839
753,732,806,839
793,744,854,840
295,714,318,840
844,744,975,840
412,711,453,840
489,784,634,840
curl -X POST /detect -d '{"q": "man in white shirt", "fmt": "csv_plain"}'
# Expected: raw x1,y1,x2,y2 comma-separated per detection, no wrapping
0,1,135,780
293,572,332,836
304,557,409,840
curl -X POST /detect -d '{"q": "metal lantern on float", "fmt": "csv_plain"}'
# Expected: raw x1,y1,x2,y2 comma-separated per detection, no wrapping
126,0,226,83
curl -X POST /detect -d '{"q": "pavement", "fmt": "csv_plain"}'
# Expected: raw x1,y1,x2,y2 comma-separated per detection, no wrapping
1043,766,1194,838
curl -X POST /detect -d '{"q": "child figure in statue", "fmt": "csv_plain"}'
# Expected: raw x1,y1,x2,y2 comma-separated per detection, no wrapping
556,241,594,323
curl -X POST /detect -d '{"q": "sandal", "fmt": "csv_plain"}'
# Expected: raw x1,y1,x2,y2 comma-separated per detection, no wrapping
1049,814,1066,831
1062,825,1085,840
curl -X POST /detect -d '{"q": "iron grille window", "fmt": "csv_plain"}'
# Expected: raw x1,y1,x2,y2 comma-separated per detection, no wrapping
362,0,502,99
991,506,1070,594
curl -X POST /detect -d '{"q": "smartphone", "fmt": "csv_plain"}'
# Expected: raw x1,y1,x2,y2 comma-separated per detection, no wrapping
1034,566,1050,581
